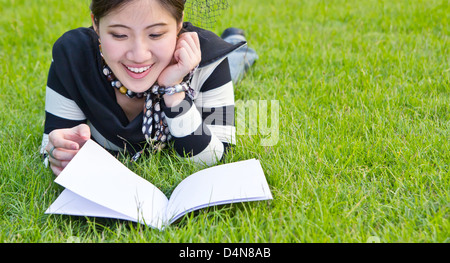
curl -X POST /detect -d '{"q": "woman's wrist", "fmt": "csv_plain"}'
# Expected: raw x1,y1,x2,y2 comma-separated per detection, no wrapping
163,91,185,107
157,65,197,107
157,77,183,89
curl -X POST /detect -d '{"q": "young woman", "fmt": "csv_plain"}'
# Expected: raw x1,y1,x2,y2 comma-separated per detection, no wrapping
41,0,256,176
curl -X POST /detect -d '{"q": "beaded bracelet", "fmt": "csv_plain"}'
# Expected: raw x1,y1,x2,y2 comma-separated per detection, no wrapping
150,82,190,95
150,65,198,96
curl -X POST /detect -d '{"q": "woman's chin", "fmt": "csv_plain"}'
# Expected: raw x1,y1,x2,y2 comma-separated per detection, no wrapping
127,86,152,94
122,78,157,94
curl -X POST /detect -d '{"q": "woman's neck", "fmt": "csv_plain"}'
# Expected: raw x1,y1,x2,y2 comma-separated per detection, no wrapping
114,89,145,121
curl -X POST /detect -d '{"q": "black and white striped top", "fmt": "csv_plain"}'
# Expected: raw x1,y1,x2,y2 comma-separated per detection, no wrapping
41,23,246,166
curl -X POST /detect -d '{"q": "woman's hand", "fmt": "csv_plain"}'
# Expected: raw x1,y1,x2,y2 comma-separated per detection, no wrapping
45,124,91,176
158,32,201,107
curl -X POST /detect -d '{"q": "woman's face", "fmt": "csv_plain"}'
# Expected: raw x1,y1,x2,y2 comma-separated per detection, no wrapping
93,0,182,93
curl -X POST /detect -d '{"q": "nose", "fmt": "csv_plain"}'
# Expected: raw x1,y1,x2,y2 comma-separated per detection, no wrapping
126,37,152,63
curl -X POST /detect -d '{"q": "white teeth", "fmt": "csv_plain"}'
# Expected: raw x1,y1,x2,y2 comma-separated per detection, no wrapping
127,65,151,73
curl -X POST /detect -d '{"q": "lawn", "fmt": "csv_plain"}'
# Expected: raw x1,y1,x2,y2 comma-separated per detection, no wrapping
0,0,449,242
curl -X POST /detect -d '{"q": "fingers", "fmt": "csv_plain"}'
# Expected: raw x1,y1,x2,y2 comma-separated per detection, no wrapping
48,147,79,161
50,165,63,177
46,124,91,176
49,124,90,150
47,133,77,152
177,32,200,51
48,157,70,175
157,32,201,87
176,32,201,68
47,146,78,176
68,123,91,147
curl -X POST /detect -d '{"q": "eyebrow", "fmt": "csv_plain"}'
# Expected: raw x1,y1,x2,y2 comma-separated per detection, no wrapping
108,23,168,30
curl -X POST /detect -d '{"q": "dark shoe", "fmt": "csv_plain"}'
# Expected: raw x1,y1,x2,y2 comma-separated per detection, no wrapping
221,27,245,39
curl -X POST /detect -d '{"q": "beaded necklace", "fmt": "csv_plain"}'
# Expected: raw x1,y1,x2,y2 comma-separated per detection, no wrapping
102,64,145,99
101,62,196,98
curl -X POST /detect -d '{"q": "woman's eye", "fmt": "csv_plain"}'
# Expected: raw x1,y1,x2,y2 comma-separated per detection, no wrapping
149,33,163,39
112,34,127,39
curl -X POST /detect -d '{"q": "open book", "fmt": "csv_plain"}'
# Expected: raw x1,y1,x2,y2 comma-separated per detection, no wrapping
45,139,273,230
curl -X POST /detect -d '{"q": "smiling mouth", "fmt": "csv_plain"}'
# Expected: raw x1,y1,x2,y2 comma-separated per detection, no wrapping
125,65,152,73
123,64,153,79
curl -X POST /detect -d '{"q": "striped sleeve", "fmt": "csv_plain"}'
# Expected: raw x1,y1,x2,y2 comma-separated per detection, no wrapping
40,60,87,155
162,57,235,166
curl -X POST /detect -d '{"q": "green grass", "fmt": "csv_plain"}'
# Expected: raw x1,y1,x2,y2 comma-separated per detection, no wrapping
0,0,449,242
